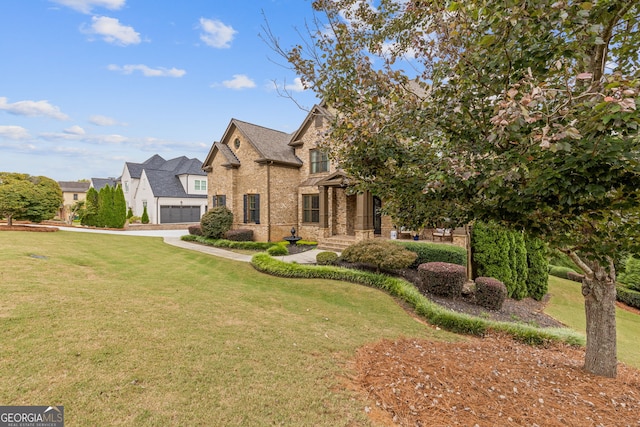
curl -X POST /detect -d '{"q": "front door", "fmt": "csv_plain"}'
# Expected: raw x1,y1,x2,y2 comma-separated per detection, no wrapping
373,196,382,235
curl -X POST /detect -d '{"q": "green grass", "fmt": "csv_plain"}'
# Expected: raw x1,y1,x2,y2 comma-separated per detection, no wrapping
545,275,640,369
0,231,454,426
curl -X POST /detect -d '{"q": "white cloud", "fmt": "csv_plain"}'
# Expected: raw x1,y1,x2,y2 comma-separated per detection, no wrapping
0,125,31,140
64,125,86,135
40,130,128,144
108,64,186,77
49,0,125,14
83,16,141,46
199,18,236,48
0,97,70,120
219,74,256,90
285,77,306,92
89,114,123,126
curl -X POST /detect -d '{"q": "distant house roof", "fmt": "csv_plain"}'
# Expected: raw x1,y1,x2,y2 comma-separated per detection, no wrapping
91,177,119,191
58,181,90,193
128,155,206,199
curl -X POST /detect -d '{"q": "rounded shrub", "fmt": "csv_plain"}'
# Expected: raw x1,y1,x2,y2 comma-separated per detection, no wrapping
475,277,508,310
618,256,640,292
267,244,288,256
548,265,576,279
188,224,202,236
341,239,417,272
200,206,234,239
225,229,253,242
316,251,338,265
417,262,467,298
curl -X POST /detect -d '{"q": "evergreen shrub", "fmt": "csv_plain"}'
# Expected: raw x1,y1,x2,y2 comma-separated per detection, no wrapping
618,256,640,292
474,277,508,310
525,235,549,301
341,240,417,272
200,206,233,239
141,206,149,224
396,241,466,268
417,262,466,298
127,207,133,219
316,251,338,265
472,221,512,291
225,229,253,241
510,231,528,300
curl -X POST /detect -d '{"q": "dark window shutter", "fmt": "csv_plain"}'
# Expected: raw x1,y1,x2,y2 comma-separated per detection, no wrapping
212,196,217,207
243,195,248,223
221,195,226,207
255,194,260,224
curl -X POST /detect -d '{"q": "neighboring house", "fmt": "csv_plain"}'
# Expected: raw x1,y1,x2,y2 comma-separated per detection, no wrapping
57,181,90,222
202,104,392,246
120,154,208,224
90,177,120,191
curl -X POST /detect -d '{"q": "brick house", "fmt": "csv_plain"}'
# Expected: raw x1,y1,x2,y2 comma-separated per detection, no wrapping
57,181,90,222
202,104,393,248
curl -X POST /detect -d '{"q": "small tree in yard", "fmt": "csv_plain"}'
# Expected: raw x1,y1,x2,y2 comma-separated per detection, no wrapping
141,205,149,224
200,206,233,239
0,173,62,225
281,1,640,377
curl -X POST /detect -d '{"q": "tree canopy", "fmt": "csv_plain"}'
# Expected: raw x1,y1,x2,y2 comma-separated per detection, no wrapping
0,173,62,225
280,0,640,377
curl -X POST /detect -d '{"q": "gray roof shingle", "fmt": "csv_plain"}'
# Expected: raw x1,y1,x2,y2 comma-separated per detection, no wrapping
129,155,206,199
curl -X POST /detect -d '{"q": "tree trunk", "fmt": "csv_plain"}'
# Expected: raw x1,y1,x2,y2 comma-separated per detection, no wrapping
582,273,617,378
7,214,12,226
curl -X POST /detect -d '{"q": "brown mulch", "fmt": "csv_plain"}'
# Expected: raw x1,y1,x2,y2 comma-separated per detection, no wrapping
352,334,640,427
0,224,59,232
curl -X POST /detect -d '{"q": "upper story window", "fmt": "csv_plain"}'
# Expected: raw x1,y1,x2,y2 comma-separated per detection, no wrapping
310,149,329,174
195,179,207,191
73,193,78,201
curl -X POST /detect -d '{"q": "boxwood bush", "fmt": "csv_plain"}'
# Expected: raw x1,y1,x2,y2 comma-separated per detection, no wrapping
200,206,233,239
316,251,338,265
475,277,508,311
395,241,467,268
266,244,289,256
418,262,467,298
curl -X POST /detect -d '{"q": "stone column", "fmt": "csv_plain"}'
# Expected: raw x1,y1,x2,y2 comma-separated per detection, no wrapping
318,186,329,237
355,191,374,241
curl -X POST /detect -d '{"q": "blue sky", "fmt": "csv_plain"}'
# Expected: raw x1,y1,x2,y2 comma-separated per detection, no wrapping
0,0,320,181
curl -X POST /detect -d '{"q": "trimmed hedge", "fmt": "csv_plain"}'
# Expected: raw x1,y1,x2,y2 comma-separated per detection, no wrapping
618,256,640,292
475,277,507,311
316,251,338,265
395,241,467,268
548,265,577,280
472,221,513,291
418,262,466,298
225,229,253,241
525,235,549,301
181,235,275,250
617,286,640,310
250,253,584,347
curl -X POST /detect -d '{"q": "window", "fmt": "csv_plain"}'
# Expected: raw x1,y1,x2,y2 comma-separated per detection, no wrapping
212,195,226,207
310,149,329,174
303,194,320,223
234,138,241,149
243,194,260,224
73,193,78,201
143,200,147,208
195,179,207,191
124,181,129,193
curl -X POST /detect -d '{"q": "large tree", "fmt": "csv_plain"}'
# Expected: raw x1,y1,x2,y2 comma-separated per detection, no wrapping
0,173,62,225
280,0,640,377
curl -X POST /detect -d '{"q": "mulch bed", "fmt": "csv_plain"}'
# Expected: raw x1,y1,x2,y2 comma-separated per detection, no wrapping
352,334,640,426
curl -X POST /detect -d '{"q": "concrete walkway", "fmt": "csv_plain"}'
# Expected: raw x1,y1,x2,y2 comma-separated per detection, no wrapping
54,225,323,264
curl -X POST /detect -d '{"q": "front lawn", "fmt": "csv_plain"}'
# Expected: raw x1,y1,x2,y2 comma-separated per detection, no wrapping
0,231,451,426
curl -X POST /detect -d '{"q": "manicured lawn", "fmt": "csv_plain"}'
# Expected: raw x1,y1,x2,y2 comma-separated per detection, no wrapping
0,231,453,426
545,275,640,369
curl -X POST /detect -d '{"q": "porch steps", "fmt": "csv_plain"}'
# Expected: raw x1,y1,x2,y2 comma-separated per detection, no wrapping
317,235,356,252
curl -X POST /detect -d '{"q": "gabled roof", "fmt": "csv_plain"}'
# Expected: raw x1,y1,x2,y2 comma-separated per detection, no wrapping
231,119,302,166
289,103,333,148
91,177,119,191
128,154,206,199
58,181,90,192
204,119,302,169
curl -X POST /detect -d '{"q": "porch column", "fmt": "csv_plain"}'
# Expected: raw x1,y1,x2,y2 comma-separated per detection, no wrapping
318,186,329,234
355,191,374,241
